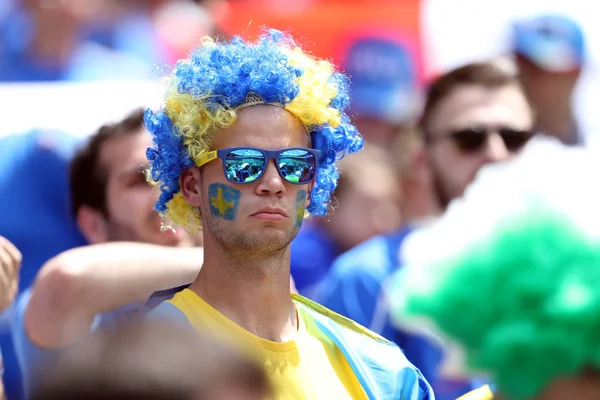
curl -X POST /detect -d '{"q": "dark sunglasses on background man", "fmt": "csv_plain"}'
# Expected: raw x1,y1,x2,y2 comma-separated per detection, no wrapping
426,126,534,153
196,147,322,184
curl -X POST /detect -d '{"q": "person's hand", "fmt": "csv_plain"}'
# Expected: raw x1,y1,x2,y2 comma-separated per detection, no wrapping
0,236,21,311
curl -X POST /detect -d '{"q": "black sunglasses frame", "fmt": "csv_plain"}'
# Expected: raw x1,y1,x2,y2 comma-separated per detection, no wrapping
426,126,534,153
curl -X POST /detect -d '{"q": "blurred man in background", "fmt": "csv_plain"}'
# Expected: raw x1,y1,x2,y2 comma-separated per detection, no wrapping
291,146,402,297
288,32,423,298
512,14,585,146
317,59,535,399
12,109,203,396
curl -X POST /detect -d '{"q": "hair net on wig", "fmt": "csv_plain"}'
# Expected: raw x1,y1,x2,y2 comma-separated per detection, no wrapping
145,29,364,228
389,136,600,400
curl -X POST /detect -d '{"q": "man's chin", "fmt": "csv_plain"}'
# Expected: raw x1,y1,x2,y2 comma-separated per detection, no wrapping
253,230,297,249
227,231,293,253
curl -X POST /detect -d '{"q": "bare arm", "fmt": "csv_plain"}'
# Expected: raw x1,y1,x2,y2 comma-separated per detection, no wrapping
0,236,21,311
25,243,202,349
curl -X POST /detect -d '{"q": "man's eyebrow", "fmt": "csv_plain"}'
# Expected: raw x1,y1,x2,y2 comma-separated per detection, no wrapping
117,164,150,180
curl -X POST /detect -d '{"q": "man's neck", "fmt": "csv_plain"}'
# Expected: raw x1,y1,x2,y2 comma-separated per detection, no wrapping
189,245,297,342
535,100,578,145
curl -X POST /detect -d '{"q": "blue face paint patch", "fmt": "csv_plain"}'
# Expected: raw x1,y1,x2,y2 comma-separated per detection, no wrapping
295,190,307,228
208,183,242,220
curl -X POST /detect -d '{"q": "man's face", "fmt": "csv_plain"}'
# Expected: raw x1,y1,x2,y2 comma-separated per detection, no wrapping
183,106,312,256
101,130,193,247
424,83,534,207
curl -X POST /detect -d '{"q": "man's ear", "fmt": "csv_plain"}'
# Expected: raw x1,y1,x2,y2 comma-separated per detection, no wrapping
180,167,203,207
76,205,108,244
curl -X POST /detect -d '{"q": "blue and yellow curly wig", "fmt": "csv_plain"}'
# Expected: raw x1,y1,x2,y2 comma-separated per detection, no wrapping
145,29,364,228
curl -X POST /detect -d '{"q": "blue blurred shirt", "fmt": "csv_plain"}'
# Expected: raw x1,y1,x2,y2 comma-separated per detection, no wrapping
0,130,87,400
290,222,340,298
0,130,87,291
316,226,478,400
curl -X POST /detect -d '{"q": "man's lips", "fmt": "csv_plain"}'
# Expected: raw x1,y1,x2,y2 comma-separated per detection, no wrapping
251,207,289,220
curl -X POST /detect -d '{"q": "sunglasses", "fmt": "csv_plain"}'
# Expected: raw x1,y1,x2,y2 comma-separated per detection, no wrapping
428,126,533,153
196,147,322,185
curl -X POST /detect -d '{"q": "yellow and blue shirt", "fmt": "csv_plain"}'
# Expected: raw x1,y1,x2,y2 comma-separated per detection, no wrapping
149,289,433,400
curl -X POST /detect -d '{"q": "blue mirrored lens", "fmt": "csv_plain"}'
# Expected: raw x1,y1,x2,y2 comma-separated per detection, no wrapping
278,149,316,184
224,149,265,183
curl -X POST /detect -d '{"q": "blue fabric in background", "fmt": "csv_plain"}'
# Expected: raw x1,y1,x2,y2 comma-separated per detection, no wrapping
0,130,87,400
290,221,340,298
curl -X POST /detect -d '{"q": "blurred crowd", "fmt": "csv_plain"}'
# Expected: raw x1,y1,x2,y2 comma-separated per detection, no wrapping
0,0,223,81
0,0,596,400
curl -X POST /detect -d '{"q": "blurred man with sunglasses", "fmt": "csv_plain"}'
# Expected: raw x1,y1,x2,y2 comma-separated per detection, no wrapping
421,60,534,208
143,29,432,400
317,59,534,400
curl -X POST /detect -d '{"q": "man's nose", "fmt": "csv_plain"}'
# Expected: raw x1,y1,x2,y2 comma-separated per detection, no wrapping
482,133,511,162
255,160,286,197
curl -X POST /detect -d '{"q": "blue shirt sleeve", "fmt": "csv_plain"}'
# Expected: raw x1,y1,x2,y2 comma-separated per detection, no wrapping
11,289,102,395
145,301,191,326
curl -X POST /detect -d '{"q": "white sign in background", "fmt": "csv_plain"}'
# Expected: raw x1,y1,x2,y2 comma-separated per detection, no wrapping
0,80,166,139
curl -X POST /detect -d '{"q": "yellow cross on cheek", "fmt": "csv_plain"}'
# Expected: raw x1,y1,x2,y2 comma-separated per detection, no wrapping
211,187,234,216
296,206,304,221
294,190,307,228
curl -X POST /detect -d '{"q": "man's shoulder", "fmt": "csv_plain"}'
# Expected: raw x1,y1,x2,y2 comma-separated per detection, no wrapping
145,300,190,326
294,293,389,343
144,284,191,312
293,294,434,399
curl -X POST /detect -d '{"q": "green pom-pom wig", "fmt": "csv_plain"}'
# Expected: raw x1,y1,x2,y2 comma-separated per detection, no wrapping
390,137,600,400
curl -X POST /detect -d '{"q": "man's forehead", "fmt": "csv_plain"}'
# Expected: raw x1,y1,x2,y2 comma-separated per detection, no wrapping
100,130,152,176
428,84,532,131
213,106,308,147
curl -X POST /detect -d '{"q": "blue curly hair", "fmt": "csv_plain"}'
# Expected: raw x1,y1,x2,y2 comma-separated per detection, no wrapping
145,29,364,227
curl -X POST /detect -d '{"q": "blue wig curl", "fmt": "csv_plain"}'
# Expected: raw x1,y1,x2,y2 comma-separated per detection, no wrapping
145,28,364,227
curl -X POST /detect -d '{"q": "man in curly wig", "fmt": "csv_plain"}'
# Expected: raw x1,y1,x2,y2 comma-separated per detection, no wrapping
144,29,432,400
390,137,600,400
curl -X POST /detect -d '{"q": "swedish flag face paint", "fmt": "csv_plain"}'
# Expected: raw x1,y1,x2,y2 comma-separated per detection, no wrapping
208,183,242,221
